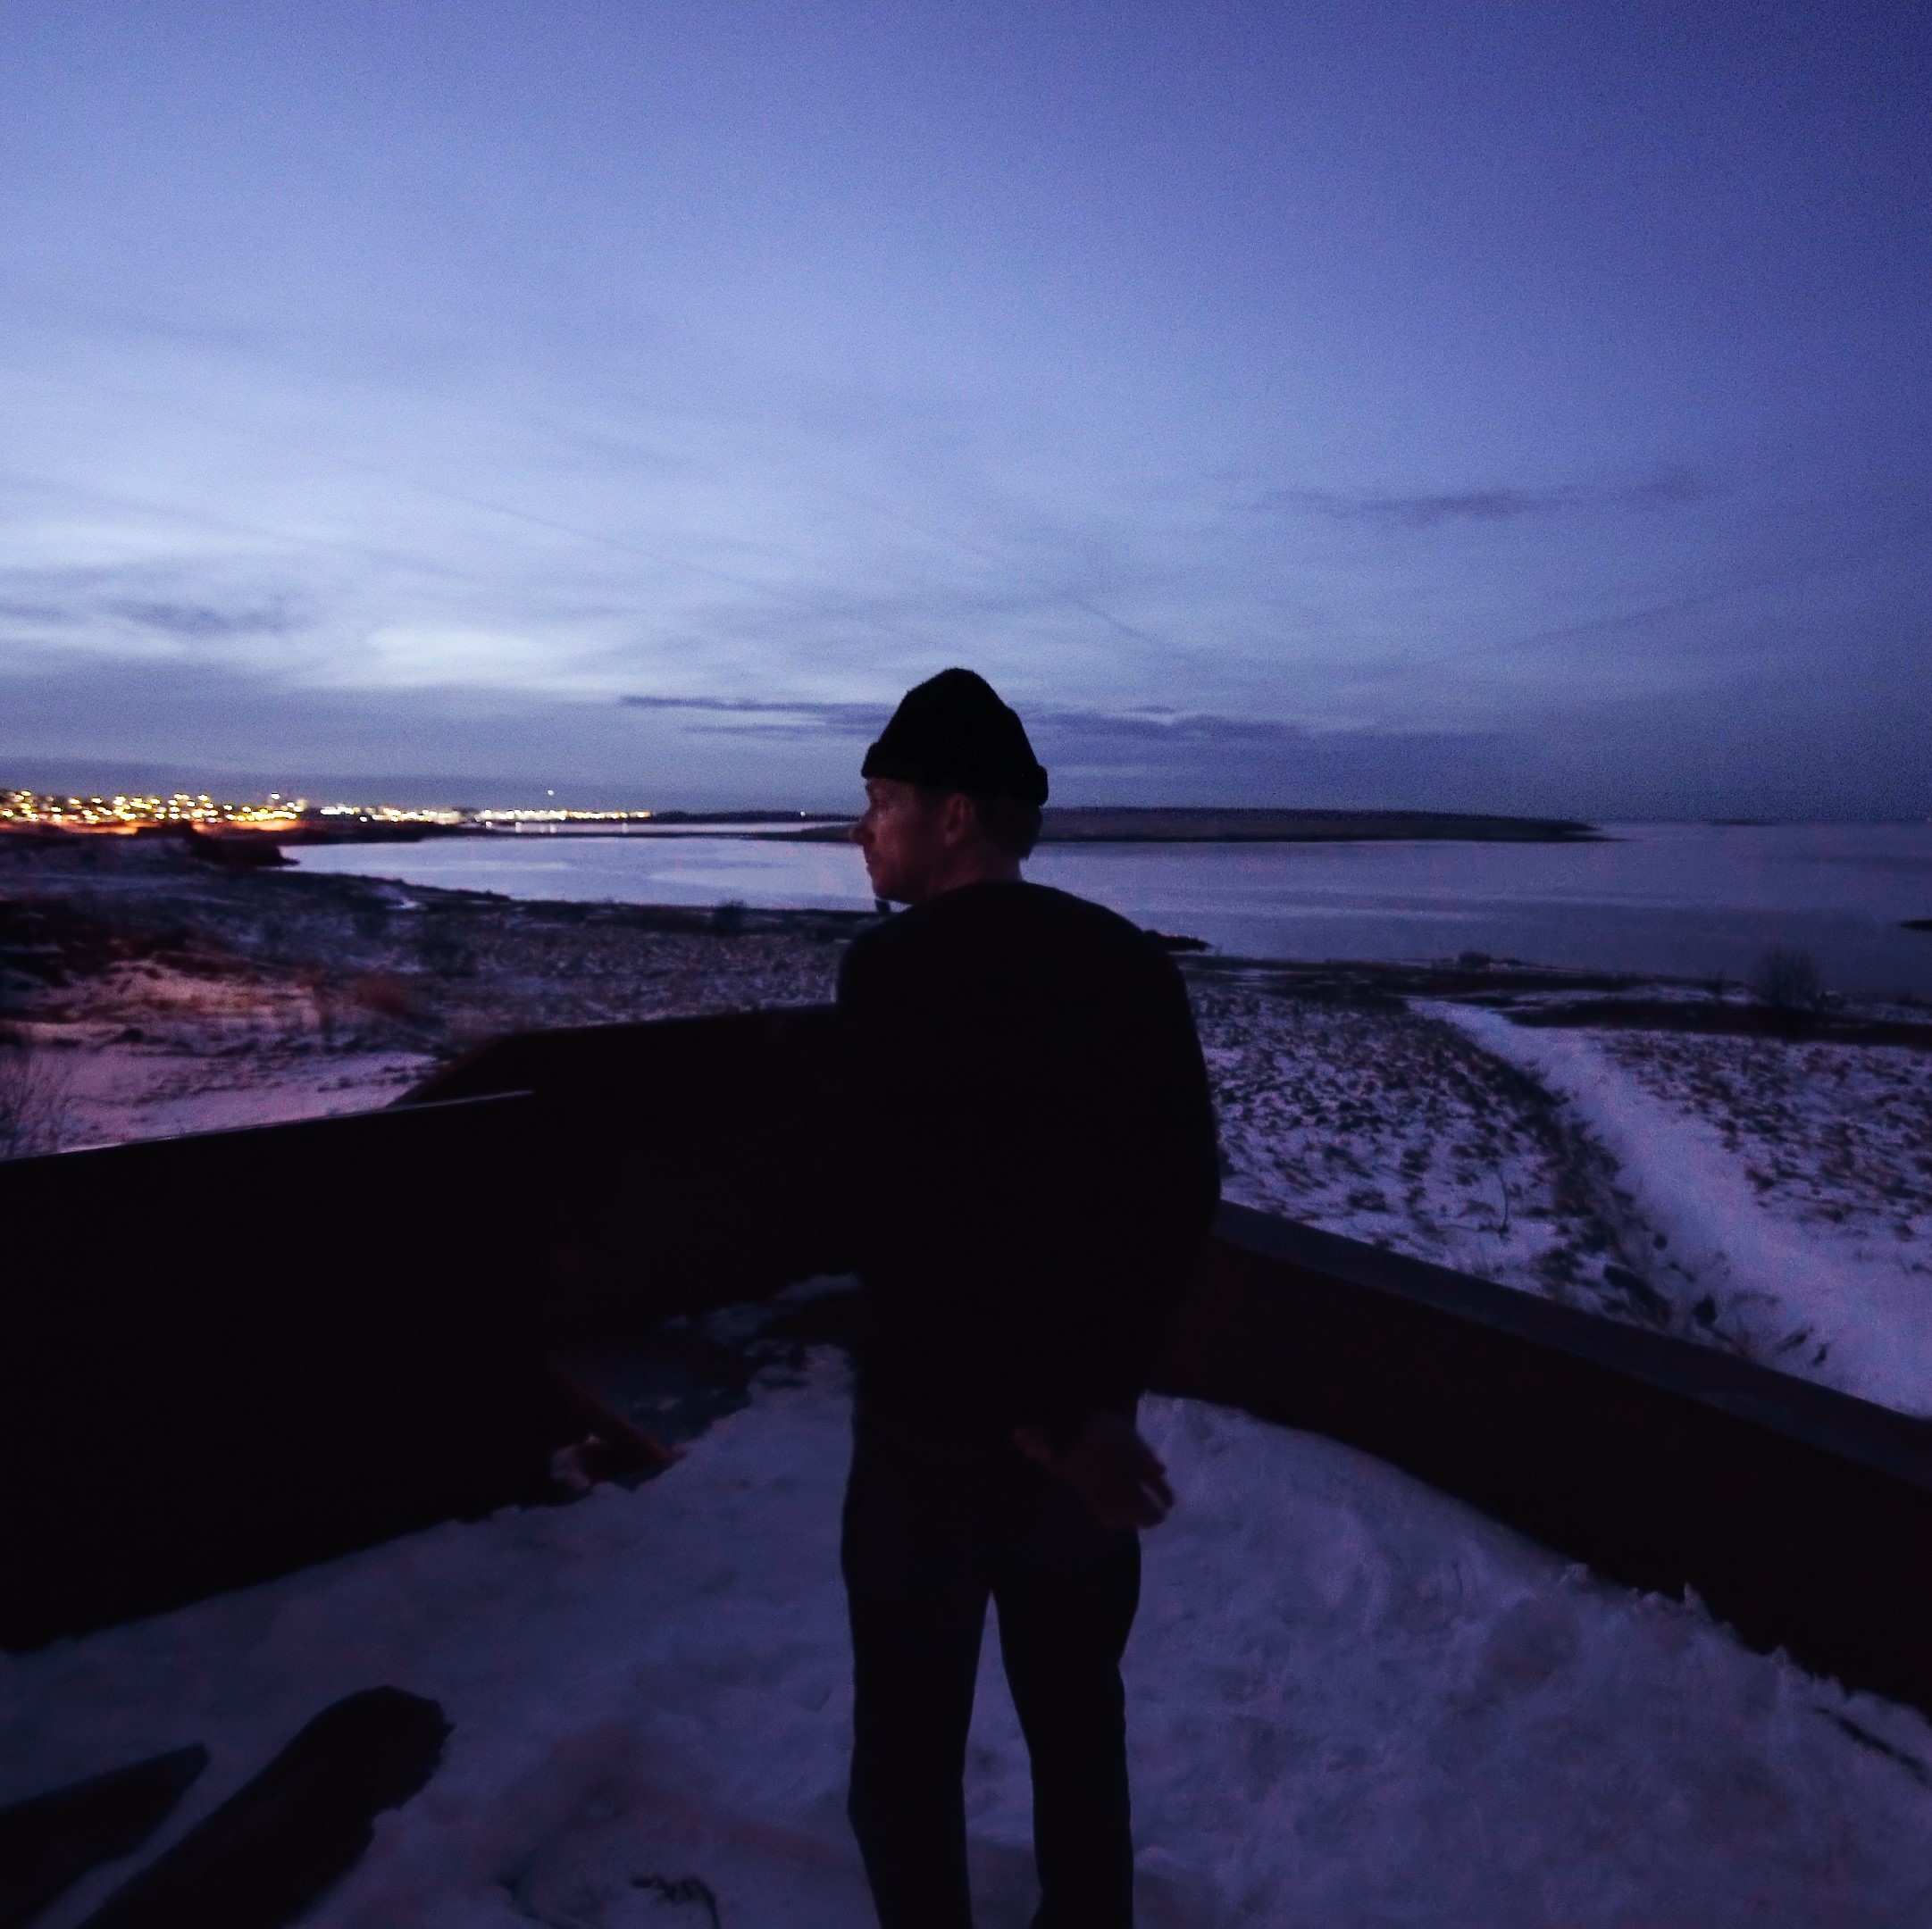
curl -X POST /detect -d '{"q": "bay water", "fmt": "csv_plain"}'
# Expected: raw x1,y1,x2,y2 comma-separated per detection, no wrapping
290,821,1932,998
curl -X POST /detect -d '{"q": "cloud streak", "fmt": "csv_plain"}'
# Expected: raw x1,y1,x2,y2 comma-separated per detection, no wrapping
620,691,1418,763
621,694,889,735
106,599,300,640
1264,467,1710,532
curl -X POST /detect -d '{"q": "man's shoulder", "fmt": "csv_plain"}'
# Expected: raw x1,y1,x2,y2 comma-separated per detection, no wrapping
865,880,1151,948
1001,881,1164,961
844,881,1172,990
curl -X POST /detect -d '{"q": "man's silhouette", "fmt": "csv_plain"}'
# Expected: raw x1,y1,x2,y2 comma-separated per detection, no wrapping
838,669,1220,1927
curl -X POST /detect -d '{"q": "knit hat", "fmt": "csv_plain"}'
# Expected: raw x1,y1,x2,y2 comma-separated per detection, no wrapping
861,669,1050,806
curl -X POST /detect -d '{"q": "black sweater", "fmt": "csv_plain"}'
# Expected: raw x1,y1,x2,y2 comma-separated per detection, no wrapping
837,880,1221,1432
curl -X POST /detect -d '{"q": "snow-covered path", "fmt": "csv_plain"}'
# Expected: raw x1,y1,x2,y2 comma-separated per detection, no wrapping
1189,975,1631,1306
1441,1005,1932,1415
8,1352,1932,1927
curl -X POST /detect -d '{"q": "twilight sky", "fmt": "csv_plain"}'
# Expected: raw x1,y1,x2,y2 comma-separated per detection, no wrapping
2,1,1927,814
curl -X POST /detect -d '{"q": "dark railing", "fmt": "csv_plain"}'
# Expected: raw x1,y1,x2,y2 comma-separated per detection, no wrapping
0,1094,547,1649
399,1006,858,1342
1164,1205,1932,1714
5,1006,1930,1723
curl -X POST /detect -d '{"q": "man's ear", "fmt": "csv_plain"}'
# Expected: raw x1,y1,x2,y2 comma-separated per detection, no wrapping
937,791,978,847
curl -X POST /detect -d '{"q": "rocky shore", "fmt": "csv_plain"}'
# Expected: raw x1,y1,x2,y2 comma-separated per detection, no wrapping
0,835,853,1155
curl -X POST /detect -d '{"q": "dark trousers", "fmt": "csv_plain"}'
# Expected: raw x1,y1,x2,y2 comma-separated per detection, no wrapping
842,1409,1142,1929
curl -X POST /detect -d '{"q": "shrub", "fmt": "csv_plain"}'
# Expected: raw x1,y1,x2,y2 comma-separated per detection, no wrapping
1751,945,1824,1013
0,1039,70,1159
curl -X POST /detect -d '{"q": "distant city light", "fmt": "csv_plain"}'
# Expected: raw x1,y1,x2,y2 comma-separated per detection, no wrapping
0,789,309,830
0,788,663,832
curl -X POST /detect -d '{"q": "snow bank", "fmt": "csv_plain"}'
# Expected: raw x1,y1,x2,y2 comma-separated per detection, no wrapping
7,1354,1932,1926
1441,1005,1932,1415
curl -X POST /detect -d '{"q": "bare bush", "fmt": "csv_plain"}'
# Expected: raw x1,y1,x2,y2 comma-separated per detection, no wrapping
0,1039,71,1159
1751,945,1825,1013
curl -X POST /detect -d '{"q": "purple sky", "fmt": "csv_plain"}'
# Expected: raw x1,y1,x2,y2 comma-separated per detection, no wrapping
2,1,1926,814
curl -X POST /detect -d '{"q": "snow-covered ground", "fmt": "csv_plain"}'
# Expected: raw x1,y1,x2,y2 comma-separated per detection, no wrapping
7,1349,1932,1928
1183,960,1932,1413
1,839,844,1151
1190,973,1636,1310
1596,1028,1932,1253
1441,1005,1932,1415
4,958,431,1150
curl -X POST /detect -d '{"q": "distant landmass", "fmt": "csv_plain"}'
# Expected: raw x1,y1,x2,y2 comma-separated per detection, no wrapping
1033,807,1602,843
786,807,1602,845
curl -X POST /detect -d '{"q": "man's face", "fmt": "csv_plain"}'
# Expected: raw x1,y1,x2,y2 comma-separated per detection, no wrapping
854,778,948,904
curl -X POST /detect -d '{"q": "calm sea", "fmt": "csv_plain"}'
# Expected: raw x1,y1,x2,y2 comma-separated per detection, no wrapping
290,821,1932,998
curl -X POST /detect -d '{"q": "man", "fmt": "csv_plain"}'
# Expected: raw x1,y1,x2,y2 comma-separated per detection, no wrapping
838,669,1221,1928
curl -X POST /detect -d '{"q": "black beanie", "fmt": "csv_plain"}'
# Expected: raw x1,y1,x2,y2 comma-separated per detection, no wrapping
861,668,1050,806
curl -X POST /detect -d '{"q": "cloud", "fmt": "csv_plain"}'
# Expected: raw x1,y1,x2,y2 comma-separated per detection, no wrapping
1263,466,1710,532
618,690,1454,770
1030,706,1309,749
620,692,1308,753
606,693,1569,811
106,598,301,639
0,558,316,650
620,694,891,741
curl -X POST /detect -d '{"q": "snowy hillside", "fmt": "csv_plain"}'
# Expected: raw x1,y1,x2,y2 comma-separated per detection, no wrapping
1189,963,1932,1415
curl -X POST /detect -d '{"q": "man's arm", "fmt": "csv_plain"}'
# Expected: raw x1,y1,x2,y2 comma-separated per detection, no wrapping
1008,941,1220,1527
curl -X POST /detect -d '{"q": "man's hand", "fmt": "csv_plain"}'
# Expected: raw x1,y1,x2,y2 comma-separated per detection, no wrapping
1011,1410,1175,1531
